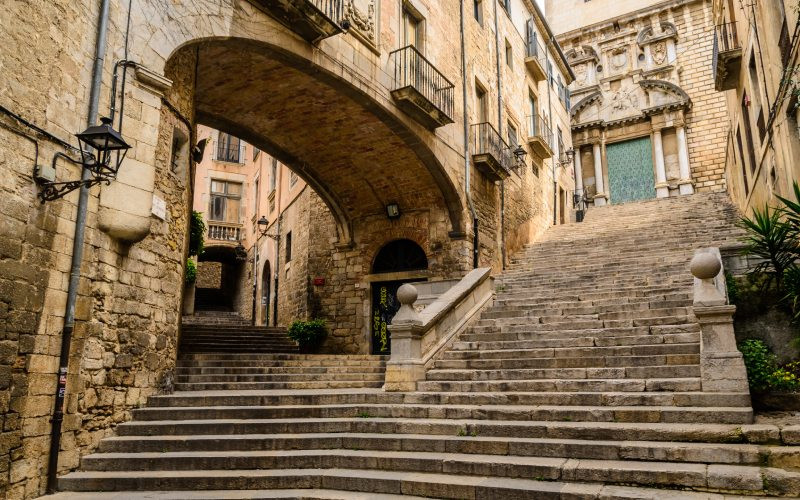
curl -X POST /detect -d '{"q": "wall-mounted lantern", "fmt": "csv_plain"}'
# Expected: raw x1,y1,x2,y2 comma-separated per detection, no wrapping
386,203,401,220
36,117,130,202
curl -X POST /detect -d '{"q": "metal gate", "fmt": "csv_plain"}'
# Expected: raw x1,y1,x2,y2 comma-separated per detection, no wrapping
606,136,656,205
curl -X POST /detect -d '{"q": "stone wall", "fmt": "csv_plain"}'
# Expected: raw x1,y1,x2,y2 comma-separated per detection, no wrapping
0,0,575,496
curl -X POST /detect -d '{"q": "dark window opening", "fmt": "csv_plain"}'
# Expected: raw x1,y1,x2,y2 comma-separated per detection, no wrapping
285,231,292,262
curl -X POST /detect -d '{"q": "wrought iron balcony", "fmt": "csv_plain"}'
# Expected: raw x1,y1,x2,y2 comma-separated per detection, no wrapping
208,221,242,242
525,38,547,82
251,0,344,43
390,45,455,129
471,122,511,181
526,114,553,159
713,21,742,91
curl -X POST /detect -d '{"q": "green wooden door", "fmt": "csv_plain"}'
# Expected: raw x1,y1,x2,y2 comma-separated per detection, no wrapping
606,137,655,204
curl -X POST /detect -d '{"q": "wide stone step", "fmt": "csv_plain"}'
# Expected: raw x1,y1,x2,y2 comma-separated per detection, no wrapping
175,372,386,383
441,343,700,360
177,360,386,368
436,353,698,369
144,390,750,409
127,404,749,424
45,489,426,499
174,381,386,391
178,354,386,361
175,366,388,375
451,332,700,350
416,377,703,393
96,432,770,466
56,468,777,498
425,364,700,381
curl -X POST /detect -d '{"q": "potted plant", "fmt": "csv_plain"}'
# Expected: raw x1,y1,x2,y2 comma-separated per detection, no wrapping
287,318,327,353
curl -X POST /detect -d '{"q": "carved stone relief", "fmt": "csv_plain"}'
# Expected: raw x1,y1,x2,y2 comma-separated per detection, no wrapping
609,47,628,72
344,0,378,50
652,41,667,65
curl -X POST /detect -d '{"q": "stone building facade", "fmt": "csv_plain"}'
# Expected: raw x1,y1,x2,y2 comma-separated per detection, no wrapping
189,125,321,326
0,0,573,496
712,0,800,214
547,0,729,208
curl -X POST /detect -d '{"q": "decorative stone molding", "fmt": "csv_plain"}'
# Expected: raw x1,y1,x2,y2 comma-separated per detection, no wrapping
637,22,678,46
345,0,378,52
383,268,494,391
690,248,750,394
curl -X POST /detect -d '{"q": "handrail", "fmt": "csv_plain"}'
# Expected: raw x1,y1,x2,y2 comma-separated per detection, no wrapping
389,45,455,120
383,268,494,391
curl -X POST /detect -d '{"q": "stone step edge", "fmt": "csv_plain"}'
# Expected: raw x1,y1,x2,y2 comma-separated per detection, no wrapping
96,432,792,465
55,467,787,498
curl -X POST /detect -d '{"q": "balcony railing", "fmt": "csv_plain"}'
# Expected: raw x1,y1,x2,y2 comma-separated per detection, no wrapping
471,122,511,181
525,38,547,82
208,222,242,242
215,142,243,163
713,21,742,91
526,114,553,159
390,45,455,129
251,0,344,43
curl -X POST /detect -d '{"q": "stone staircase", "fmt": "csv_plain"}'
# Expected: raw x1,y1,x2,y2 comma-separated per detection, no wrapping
53,193,800,498
179,313,298,354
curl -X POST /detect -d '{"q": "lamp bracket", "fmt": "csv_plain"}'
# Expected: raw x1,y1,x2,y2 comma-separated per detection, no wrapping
35,173,112,203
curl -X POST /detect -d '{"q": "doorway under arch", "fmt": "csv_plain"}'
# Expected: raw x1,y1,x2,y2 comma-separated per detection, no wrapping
260,261,271,326
370,239,429,355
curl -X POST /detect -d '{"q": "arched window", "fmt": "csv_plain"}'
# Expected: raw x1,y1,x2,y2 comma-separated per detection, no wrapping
372,239,428,274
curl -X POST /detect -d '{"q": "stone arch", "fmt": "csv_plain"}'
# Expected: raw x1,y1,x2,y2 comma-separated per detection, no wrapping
638,79,692,111
571,91,603,118
637,22,679,46
165,36,464,246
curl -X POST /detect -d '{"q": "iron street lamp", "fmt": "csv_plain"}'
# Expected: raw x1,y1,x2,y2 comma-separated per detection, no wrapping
257,215,280,240
506,144,528,173
36,117,130,202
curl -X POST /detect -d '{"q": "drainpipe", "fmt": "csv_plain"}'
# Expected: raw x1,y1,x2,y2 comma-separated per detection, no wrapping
493,0,505,269
47,0,111,493
546,40,556,226
459,0,478,269
273,214,281,327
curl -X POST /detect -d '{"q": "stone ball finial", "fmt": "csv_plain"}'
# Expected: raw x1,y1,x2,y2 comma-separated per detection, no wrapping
397,283,418,305
690,252,721,280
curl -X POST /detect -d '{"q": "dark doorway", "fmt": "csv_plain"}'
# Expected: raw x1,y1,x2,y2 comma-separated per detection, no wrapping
260,261,271,326
370,239,428,355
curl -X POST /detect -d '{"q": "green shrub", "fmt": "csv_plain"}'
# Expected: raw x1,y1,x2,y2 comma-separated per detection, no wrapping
740,339,779,392
185,259,197,284
287,319,327,351
189,211,206,257
739,339,800,392
725,271,739,305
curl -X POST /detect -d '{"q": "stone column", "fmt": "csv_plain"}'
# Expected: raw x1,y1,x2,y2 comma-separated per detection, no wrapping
690,248,749,393
574,146,584,195
676,125,694,195
653,129,669,198
592,142,606,206
383,284,425,392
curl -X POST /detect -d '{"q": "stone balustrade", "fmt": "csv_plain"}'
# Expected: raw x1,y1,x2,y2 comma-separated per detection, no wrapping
690,247,750,393
383,268,494,391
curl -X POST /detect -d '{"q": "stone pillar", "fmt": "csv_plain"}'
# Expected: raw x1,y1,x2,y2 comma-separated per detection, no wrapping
383,284,425,392
592,142,606,206
653,129,669,198
574,146,584,195
676,125,694,195
690,248,749,394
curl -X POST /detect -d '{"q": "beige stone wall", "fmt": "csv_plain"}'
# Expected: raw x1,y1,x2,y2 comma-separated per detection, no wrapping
545,0,666,35
0,0,574,495
714,0,800,215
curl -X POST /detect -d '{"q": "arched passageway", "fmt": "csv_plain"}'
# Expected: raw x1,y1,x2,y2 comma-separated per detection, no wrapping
170,38,464,246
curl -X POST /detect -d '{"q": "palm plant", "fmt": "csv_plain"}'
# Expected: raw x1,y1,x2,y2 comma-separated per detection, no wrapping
740,205,797,290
